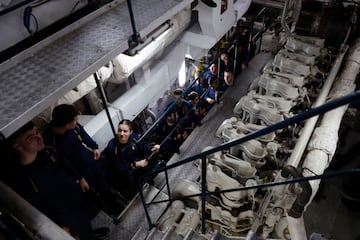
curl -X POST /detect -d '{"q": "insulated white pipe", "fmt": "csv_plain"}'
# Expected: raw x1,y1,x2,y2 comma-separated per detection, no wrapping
288,38,360,240
286,44,348,168
287,215,307,240
303,38,360,202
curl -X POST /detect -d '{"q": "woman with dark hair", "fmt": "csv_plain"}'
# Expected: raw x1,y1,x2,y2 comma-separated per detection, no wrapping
105,119,160,194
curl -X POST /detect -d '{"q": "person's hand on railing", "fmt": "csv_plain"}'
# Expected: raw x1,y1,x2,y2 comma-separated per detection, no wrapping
151,144,160,152
133,159,148,168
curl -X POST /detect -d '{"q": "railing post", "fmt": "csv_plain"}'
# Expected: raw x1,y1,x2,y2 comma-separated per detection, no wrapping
139,183,153,230
165,169,171,198
201,156,207,234
126,0,140,47
94,73,117,138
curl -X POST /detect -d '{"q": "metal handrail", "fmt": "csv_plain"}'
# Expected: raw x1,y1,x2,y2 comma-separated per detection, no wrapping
138,89,360,232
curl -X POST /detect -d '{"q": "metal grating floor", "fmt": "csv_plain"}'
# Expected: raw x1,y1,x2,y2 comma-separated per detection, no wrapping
91,184,169,240
0,0,192,138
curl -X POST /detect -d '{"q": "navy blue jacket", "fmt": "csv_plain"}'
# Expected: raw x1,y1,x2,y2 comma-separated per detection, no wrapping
106,133,152,174
1,148,94,239
42,123,98,180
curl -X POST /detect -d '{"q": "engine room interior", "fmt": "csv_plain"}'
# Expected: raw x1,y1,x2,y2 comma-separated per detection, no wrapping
1,0,360,240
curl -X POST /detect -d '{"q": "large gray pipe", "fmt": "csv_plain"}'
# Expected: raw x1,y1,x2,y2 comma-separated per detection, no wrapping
0,180,74,240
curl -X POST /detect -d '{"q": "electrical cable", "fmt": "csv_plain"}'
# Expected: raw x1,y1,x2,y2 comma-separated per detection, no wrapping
23,5,39,35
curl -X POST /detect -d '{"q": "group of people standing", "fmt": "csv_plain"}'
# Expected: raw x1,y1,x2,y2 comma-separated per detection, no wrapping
0,104,161,240
0,51,237,240
152,52,235,159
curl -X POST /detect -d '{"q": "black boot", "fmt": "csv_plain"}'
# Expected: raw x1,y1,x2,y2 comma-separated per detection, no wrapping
201,0,217,8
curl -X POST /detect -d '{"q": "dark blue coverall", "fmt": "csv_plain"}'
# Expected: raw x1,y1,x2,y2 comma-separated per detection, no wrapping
106,133,154,192
1,148,94,240
42,123,110,195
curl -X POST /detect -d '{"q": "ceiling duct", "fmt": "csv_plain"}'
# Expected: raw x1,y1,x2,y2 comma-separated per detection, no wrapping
110,7,191,83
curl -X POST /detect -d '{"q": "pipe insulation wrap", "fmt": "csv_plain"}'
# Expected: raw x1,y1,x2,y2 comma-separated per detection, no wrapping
301,38,360,206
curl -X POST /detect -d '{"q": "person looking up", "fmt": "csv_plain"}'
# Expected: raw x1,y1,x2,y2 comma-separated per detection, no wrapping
219,52,233,73
223,68,234,87
187,91,205,130
203,63,218,85
203,76,218,110
191,73,208,96
219,68,235,92
1,121,109,240
170,88,192,121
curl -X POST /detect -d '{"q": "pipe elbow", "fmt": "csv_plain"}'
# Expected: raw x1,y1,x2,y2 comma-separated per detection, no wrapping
281,165,312,218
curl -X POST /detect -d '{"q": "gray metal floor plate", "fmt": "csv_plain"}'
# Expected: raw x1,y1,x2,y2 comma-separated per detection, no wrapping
0,0,192,138
91,184,169,240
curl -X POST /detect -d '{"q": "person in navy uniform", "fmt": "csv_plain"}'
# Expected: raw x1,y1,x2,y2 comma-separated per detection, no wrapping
187,91,207,130
203,76,218,111
42,104,123,218
105,119,160,193
218,67,235,92
191,73,208,96
219,52,233,74
203,62,219,85
0,121,109,240
169,88,192,121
